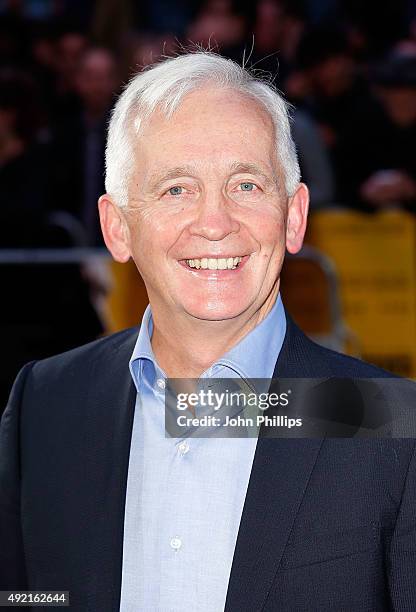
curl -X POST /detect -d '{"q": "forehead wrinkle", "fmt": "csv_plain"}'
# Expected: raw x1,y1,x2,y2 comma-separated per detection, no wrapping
146,159,278,188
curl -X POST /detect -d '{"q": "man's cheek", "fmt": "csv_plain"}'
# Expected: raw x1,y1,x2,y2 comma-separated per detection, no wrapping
256,220,286,250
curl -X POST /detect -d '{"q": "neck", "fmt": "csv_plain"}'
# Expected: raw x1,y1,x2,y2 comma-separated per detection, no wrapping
150,283,279,378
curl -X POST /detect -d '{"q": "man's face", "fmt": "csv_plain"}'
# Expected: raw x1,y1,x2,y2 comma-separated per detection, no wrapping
76,50,118,114
378,87,416,127
104,88,307,323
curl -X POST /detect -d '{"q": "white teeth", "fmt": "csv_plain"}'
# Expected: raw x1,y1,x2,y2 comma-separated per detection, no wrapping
185,256,243,270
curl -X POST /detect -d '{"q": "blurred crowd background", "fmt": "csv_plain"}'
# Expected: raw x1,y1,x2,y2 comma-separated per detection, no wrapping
1,0,416,407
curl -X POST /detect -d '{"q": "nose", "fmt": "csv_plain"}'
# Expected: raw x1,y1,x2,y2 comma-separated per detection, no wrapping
188,191,240,241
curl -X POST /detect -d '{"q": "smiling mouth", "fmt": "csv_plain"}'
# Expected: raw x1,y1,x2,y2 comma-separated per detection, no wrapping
183,256,243,270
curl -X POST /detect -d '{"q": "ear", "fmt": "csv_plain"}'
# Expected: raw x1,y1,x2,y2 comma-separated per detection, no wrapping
286,183,309,254
98,194,131,262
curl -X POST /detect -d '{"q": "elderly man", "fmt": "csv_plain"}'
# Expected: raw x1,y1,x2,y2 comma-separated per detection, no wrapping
1,52,416,612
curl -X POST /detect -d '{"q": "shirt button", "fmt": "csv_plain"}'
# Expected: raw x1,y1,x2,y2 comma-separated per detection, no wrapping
156,378,166,390
178,441,190,456
170,537,182,551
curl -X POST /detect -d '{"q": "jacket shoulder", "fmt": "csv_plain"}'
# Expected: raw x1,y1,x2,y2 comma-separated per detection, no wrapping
283,314,397,378
29,327,139,382
310,340,396,378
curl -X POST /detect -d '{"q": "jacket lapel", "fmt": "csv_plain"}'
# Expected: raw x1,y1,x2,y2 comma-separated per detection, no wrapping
81,329,138,612
225,314,324,612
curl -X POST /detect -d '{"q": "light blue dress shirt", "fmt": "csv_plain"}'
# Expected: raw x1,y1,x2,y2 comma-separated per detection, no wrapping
120,295,287,612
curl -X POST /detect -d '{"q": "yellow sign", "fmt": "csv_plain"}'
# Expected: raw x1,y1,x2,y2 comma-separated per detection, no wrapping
105,260,148,332
308,210,416,377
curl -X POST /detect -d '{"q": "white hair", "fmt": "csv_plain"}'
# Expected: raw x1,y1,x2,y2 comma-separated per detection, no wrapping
105,51,301,207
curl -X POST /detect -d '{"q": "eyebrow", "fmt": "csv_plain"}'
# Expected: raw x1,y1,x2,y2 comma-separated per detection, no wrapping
146,161,277,192
228,162,276,187
146,166,198,192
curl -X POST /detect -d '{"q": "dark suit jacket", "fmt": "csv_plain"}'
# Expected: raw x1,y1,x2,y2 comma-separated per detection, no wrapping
1,313,416,611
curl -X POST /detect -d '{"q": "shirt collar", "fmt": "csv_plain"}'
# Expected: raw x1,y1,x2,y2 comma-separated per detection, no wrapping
210,293,286,381
129,294,286,391
129,305,160,393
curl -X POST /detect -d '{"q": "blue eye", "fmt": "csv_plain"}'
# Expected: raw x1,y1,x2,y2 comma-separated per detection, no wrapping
169,186,183,196
240,182,255,191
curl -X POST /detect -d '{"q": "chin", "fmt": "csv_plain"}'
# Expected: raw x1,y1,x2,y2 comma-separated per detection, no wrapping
183,298,252,322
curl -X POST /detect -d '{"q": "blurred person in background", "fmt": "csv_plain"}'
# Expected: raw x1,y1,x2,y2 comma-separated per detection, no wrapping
51,27,88,118
0,67,103,409
291,108,335,208
250,0,306,87
0,46,105,408
343,0,410,60
186,0,252,62
335,48,416,210
0,69,48,247
49,46,120,246
290,26,375,152
28,20,58,113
